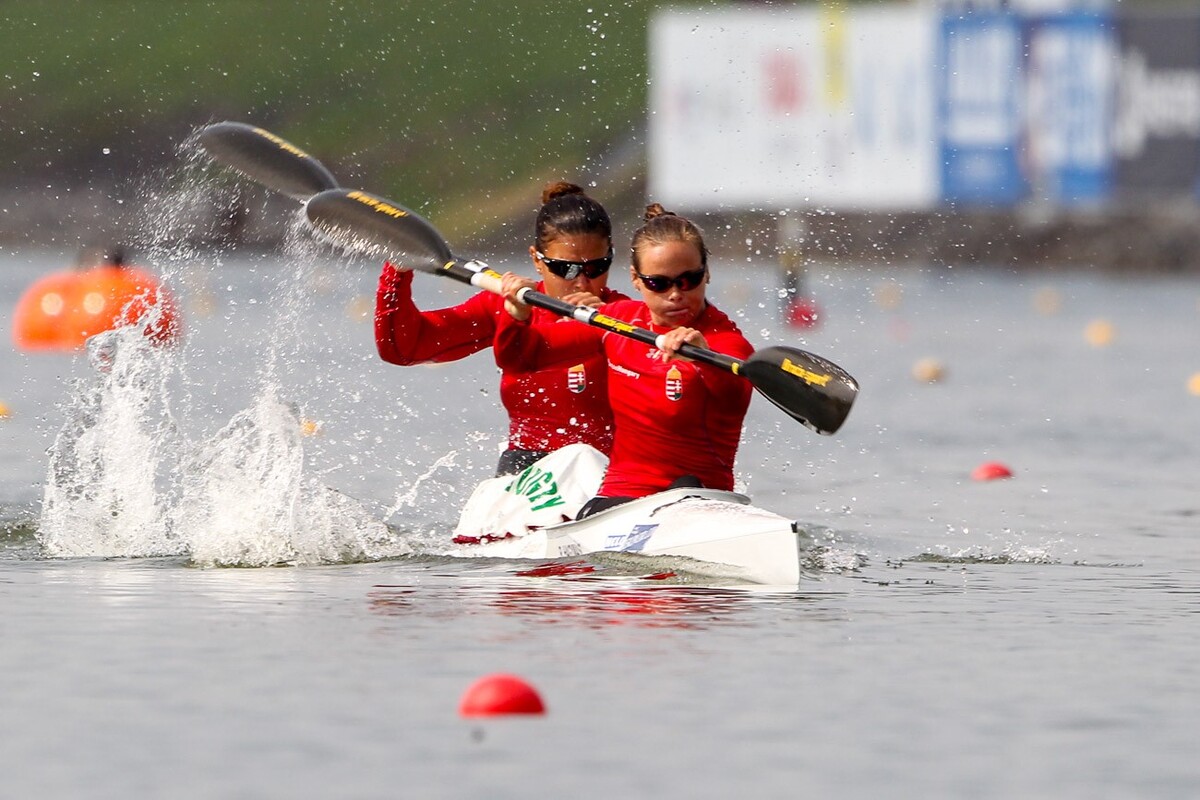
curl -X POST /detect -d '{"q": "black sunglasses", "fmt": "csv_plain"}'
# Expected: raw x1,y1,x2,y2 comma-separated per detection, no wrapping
635,267,707,294
535,248,614,280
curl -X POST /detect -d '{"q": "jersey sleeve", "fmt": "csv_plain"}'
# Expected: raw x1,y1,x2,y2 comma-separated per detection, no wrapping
494,306,605,374
692,328,755,401
374,261,497,365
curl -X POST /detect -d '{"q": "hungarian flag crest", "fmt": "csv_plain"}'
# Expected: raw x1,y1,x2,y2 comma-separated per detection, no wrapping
567,364,586,394
665,365,683,401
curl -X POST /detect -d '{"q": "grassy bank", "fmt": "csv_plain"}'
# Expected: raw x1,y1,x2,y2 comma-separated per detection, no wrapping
1,0,704,242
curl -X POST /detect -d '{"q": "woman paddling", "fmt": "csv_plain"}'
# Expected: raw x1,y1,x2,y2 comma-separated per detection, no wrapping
375,182,627,476
496,204,753,518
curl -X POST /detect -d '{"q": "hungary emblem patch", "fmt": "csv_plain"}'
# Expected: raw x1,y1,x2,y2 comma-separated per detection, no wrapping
567,364,586,394
665,365,683,401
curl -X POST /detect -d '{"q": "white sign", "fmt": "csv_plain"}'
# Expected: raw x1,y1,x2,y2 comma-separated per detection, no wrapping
648,6,939,211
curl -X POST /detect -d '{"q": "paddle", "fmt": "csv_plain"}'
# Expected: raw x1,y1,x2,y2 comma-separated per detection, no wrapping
304,188,858,435
196,121,339,201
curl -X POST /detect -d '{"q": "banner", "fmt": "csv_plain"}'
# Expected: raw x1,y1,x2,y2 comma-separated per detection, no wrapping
937,12,1027,204
649,4,1196,213
1022,12,1116,205
648,7,939,211
1113,11,1200,201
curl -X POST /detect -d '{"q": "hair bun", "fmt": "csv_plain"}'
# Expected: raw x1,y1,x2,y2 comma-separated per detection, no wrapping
542,181,585,206
643,203,675,223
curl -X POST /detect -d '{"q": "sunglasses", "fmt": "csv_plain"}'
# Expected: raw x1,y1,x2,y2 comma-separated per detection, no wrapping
635,267,707,293
535,248,613,280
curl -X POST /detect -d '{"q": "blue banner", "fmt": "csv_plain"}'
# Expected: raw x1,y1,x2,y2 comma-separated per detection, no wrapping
938,12,1026,205
1022,12,1116,206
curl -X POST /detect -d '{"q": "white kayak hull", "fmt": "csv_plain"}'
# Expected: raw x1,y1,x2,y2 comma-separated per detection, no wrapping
448,488,805,586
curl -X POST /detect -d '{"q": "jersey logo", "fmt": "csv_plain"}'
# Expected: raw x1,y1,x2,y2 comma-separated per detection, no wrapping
665,365,683,401
567,364,586,394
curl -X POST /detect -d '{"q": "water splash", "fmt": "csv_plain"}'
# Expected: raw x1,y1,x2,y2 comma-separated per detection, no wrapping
177,392,404,567
36,135,413,566
39,327,181,558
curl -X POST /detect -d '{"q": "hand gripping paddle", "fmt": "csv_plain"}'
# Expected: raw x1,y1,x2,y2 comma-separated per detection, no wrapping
305,188,859,435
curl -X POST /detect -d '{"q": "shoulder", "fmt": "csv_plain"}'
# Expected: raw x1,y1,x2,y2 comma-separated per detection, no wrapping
599,298,647,319
698,303,744,333
699,304,753,355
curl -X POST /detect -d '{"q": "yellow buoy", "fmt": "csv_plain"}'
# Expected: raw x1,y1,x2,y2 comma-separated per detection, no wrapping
0,401,10,419
912,357,946,383
345,295,374,322
874,282,903,310
1188,373,1200,397
1033,286,1061,315
1084,319,1114,348
300,418,322,437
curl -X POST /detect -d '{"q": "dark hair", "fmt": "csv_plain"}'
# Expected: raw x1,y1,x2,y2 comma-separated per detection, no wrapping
630,203,709,271
534,181,612,251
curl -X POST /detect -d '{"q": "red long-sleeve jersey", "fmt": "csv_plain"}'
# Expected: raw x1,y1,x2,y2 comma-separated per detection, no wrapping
495,298,754,497
375,262,621,454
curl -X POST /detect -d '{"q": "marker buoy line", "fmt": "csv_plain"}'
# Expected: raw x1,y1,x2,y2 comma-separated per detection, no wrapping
972,462,1014,481
459,674,546,717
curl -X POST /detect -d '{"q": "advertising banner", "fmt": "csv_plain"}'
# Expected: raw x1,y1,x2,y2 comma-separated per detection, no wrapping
649,7,939,211
1113,11,1200,201
937,12,1027,205
1023,12,1116,205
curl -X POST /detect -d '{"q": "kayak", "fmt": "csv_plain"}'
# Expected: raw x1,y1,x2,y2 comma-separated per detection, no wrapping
448,487,806,586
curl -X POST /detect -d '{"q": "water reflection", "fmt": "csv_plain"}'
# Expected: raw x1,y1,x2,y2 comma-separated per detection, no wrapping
368,573,812,630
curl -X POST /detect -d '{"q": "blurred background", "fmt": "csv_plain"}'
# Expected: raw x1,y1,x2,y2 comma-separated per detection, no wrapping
2,0,1198,272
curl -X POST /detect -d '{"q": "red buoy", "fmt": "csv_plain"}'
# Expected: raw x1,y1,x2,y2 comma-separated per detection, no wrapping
459,674,546,717
971,461,1014,481
785,297,821,329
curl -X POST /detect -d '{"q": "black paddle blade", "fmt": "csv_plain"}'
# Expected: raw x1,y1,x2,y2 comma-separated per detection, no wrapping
197,121,338,201
304,188,454,270
741,346,858,435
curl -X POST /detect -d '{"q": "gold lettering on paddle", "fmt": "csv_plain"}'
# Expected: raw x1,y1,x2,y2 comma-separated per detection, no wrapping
347,190,408,219
592,314,636,334
254,127,313,159
781,357,832,386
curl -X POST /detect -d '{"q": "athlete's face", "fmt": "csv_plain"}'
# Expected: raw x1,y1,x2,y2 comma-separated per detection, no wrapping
529,233,613,300
631,240,709,328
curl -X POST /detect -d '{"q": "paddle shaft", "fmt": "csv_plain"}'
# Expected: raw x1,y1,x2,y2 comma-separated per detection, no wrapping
198,127,855,433
436,259,742,373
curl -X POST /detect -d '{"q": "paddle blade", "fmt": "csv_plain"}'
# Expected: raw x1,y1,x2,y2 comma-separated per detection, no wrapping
742,346,858,435
304,188,455,271
197,121,338,201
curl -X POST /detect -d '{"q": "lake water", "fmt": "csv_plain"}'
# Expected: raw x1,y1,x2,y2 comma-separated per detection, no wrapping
1,225,1198,798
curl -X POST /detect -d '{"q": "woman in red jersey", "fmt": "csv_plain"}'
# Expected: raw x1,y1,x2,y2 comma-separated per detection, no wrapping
375,182,627,476
495,204,754,517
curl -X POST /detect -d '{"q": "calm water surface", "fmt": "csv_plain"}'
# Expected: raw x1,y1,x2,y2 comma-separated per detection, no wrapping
1,241,1197,798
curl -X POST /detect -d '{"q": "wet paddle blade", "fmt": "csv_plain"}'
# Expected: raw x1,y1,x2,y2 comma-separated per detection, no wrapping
197,121,338,201
742,346,858,434
305,189,454,270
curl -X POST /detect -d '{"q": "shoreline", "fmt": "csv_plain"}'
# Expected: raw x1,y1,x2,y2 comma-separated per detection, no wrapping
4,185,1200,275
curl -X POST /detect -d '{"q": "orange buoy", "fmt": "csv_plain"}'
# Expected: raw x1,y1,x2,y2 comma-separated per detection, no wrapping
459,674,546,717
971,461,1014,481
912,357,946,383
12,250,182,351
